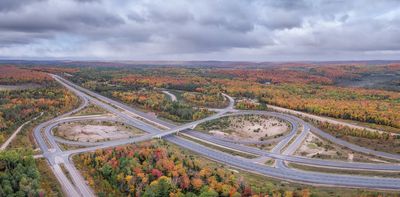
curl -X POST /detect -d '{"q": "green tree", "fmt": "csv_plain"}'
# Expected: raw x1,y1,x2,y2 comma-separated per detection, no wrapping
143,176,173,197
199,187,218,197
101,164,113,178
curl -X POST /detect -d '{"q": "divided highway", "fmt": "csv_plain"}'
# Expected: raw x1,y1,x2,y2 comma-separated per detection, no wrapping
33,74,400,196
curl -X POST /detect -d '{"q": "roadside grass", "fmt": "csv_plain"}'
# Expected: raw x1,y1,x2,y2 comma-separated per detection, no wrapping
36,158,64,197
179,133,258,159
59,142,87,151
72,104,108,116
339,118,400,134
59,163,74,186
340,135,400,155
156,115,186,125
249,141,277,151
264,159,275,166
288,163,400,178
134,115,172,129
235,167,397,197
279,126,302,154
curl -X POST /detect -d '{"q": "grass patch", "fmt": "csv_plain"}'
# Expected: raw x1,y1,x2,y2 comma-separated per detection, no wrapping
264,159,275,166
288,163,400,178
339,118,400,134
180,133,258,159
307,143,317,149
36,159,63,197
72,104,108,116
59,163,74,186
59,142,87,151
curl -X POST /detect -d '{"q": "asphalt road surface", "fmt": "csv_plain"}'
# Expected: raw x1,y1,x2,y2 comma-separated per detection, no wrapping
33,75,400,196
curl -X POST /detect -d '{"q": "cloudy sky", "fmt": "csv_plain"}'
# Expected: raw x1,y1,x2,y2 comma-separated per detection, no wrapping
0,0,399,61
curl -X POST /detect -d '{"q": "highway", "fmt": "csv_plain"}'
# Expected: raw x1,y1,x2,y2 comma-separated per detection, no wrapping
166,136,400,190
33,75,400,196
184,129,400,171
32,80,95,197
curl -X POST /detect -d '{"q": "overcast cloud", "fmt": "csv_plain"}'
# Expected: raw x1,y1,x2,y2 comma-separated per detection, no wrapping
0,0,399,61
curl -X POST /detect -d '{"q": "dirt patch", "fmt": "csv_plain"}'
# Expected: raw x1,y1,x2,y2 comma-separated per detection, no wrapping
296,133,339,158
296,133,390,163
54,120,143,142
198,115,289,142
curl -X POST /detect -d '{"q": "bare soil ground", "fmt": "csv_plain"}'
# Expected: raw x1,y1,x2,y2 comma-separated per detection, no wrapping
236,98,260,105
54,120,144,142
203,115,289,142
295,133,391,163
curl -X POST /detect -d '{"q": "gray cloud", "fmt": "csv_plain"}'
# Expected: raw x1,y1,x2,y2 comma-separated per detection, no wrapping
61,12,125,27
0,0,399,61
0,14,66,32
0,0,43,12
74,0,100,3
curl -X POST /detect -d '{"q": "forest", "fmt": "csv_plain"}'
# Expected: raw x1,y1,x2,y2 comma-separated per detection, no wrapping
225,82,400,128
66,64,400,130
111,90,212,122
0,150,42,196
0,64,398,196
74,141,312,197
181,92,227,108
0,66,78,196
0,66,52,85
0,66,78,144
234,99,268,110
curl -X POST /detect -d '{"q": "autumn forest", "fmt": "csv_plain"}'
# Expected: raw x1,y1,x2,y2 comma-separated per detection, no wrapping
0,62,399,197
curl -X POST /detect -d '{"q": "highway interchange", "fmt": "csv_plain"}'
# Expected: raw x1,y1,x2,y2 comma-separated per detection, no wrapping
33,74,400,196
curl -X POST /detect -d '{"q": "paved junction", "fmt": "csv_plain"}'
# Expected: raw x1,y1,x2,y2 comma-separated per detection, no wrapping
33,75,400,196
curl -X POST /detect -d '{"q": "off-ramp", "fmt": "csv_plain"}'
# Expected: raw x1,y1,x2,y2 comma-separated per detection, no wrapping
33,75,400,196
